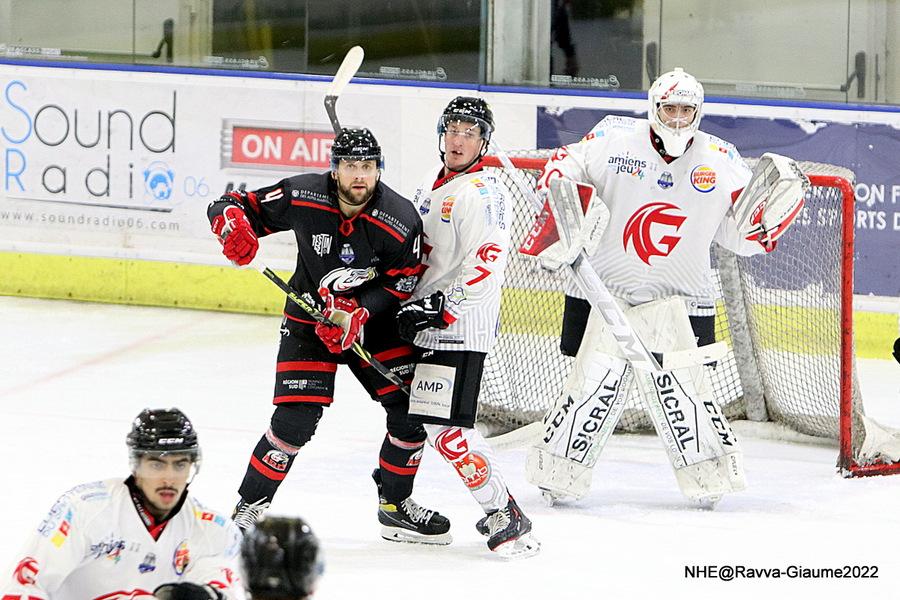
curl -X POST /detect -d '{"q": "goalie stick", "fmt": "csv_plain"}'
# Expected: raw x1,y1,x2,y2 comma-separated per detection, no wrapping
324,46,364,136
251,261,410,395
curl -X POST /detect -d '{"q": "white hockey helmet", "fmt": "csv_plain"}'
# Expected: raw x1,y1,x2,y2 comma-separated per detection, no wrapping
648,67,704,157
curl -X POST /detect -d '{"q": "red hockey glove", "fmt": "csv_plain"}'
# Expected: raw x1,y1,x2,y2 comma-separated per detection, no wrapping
211,205,258,266
315,287,369,353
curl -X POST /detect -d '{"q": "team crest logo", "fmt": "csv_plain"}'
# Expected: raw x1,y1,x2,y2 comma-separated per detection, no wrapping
320,266,377,292
690,165,716,192
339,243,355,264
419,196,431,215
476,242,502,263
657,171,674,189
262,449,290,472
623,202,687,265
311,233,332,257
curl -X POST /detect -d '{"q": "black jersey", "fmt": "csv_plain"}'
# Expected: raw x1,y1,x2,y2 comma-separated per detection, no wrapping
208,172,424,323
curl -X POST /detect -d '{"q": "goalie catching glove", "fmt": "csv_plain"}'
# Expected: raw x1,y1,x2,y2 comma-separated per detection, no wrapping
731,152,809,249
396,291,449,343
211,204,259,266
519,178,605,270
315,287,369,353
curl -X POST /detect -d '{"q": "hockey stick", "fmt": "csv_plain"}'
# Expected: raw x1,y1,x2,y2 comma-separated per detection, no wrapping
324,46,364,136
251,261,410,395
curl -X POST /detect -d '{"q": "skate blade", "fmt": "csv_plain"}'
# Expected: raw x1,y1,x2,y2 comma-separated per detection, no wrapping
491,532,541,559
693,495,721,510
380,526,452,545
541,489,564,507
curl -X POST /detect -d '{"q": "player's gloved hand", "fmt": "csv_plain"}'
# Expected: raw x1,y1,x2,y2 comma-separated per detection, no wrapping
154,582,224,600
211,205,259,266
396,291,449,343
315,287,369,353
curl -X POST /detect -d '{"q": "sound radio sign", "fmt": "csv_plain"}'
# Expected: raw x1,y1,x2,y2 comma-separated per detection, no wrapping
221,120,334,172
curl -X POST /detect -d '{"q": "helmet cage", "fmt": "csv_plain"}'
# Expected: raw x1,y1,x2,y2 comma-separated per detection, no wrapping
648,67,704,157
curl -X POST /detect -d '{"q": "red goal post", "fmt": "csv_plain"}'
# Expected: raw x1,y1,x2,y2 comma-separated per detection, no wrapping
478,152,900,478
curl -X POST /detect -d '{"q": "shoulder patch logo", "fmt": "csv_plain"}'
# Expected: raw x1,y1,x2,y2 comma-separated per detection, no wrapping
623,202,687,265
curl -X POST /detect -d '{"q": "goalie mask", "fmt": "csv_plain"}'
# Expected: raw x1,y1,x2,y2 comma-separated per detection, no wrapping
437,96,494,172
648,67,704,157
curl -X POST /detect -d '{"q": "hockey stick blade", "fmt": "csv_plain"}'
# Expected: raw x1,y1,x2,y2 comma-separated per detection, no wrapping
324,45,364,135
250,261,410,394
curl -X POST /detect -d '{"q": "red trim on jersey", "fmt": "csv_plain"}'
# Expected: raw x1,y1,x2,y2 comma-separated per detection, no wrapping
273,395,333,405
442,311,457,325
375,383,401,396
432,159,487,190
372,346,414,362
379,457,419,476
359,213,405,242
283,312,317,325
731,188,744,204
276,361,338,373
250,455,288,481
384,286,413,300
384,264,426,276
465,265,492,285
291,200,341,214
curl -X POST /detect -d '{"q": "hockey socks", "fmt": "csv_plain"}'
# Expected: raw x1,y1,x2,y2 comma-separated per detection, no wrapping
238,428,300,504
377,434,425,502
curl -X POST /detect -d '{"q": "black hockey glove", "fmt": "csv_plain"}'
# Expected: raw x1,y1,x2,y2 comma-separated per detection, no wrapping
396,291,449,343
154,583,224,600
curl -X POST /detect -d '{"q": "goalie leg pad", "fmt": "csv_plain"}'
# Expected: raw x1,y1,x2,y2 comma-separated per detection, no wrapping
526,345,634,501
627,298,746,501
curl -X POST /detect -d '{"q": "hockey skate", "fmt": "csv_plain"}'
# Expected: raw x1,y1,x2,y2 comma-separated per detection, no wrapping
372,469,452,545
481,495,540,559
231,497,270,532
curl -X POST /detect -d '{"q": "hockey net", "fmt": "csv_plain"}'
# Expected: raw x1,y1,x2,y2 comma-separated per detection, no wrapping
476,151,900,477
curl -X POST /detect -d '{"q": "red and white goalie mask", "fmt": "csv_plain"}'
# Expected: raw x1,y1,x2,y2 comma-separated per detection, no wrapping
648,67,704,157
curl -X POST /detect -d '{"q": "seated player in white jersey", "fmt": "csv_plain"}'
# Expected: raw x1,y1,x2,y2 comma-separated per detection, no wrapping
0,408,246,600
525,68,808,507
395,96,540,558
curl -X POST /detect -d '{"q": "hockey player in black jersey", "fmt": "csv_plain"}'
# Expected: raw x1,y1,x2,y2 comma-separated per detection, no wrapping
207,128,451,545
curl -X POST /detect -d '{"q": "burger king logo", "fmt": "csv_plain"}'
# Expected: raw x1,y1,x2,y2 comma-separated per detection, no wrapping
690,165,716,193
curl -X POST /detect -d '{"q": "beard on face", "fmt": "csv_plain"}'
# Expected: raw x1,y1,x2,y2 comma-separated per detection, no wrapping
336,176,375,206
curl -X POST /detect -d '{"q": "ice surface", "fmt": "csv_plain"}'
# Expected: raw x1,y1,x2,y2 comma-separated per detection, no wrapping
1,297,898,599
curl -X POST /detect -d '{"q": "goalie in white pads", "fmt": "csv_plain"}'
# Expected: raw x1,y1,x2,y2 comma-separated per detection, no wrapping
396,97,539,558
524,67,808,506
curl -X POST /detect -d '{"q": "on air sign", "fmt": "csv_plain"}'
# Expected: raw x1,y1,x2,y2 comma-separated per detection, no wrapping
222,120,334,171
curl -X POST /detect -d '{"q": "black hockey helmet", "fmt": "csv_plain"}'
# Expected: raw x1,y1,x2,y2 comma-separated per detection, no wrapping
437,96,494,142
241,516,324,600
330,127,384,170
127,408,201,470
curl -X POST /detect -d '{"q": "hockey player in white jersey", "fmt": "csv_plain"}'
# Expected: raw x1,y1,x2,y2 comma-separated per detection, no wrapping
1,408,245,600
395,96,539,558
525,68,807,506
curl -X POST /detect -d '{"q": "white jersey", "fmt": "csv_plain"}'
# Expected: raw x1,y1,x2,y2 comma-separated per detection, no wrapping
537,116,765,316
1,478,246,600
409,164,511,353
